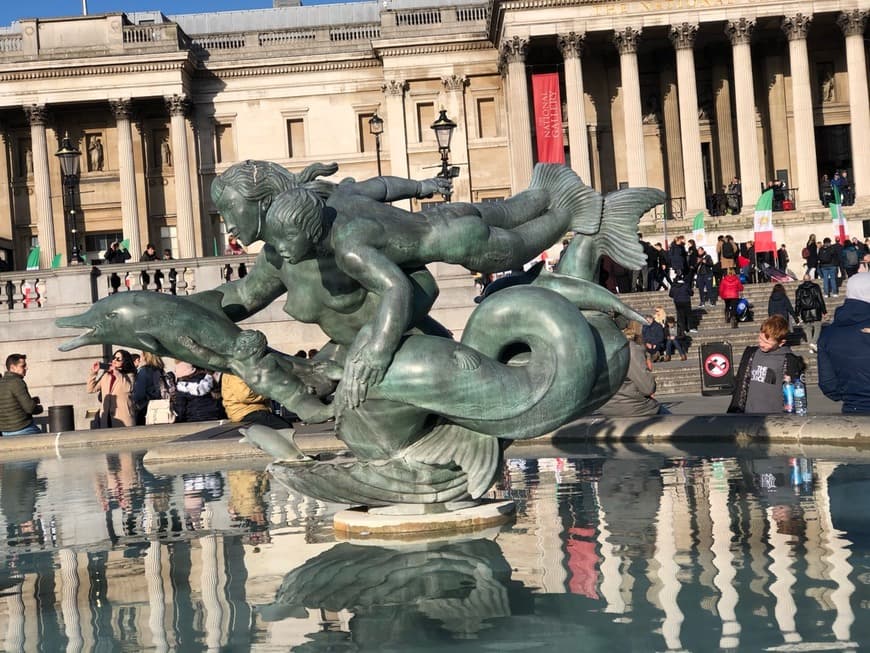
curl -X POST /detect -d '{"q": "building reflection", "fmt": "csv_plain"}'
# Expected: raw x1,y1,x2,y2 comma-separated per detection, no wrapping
0,452,865,650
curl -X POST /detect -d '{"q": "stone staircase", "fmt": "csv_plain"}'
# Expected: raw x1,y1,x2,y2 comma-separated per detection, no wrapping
617,280,847,395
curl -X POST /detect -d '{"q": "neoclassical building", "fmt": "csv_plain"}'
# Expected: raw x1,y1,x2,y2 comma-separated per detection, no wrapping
0,0,866,268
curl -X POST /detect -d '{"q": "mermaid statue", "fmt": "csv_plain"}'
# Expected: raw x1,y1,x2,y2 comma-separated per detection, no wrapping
57,160,664,508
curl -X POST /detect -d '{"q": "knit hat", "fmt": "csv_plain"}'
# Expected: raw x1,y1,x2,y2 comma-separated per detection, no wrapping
175,361,196,379
846,271,870,304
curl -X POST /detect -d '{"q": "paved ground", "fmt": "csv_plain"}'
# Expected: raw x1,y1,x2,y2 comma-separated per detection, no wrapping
659,386,843,415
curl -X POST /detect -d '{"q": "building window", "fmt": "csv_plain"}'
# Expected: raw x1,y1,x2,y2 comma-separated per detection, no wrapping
287,119,306,158
358,113,377,153
160,226,177,258
215,123,235,164
85,232,123,262
416,102,436,143
476,98,497,138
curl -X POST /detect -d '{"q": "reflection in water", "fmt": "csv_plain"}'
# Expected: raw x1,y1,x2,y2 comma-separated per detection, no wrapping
0,451,866,650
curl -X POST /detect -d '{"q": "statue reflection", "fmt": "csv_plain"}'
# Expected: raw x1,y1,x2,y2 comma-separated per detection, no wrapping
257,536,550,649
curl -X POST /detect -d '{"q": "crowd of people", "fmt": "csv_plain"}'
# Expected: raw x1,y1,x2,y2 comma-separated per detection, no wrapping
819,170,855,207
101,234,246,265
800,233,870,297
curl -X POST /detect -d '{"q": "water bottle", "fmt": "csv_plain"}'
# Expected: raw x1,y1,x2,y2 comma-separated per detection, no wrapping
789,457,801,487
782,376,795,413
794,375,807,416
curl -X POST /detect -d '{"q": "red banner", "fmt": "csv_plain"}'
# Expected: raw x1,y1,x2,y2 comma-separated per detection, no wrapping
531,73,565,164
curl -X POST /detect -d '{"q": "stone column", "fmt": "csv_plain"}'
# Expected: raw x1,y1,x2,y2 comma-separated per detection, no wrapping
782,14,819,210
660,65,685,202
669,23,705,215
713,58,737,187
382,80,409,180
441,74,470,202
726,19,762,204
838,10,870,203
166,94,196,258
382,80,410,210
110,99,142,259
558,32,592,183
613,27,647,187
501,36,534,190
25,104,56,268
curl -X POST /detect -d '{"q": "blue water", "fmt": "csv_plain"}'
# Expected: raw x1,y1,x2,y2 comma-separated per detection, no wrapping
0,447,868,651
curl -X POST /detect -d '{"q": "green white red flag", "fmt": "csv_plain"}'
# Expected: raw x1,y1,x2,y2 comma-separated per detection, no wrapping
830,185,848,243
753,189,775,253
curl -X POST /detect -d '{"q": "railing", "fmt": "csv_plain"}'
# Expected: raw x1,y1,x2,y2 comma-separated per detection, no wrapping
653,196,685,222
707,192,743,216
123,24,166,44
330,24,381,41
0,255,255,313
455,5,488,21
394,9,442,26
258,28,317,46
0,33,22,52
191,33,246,52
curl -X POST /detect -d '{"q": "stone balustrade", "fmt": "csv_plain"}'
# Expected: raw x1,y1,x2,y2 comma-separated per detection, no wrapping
0,254,254,313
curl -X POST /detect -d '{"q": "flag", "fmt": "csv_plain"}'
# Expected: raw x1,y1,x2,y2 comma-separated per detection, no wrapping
50,254,62,269
753,190,775,253
531,73,565,164
120,238,130,250
692,211,705,245
830,185,848,243
25,247,40,270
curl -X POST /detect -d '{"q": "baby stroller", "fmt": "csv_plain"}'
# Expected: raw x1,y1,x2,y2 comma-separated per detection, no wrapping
735,297,753,322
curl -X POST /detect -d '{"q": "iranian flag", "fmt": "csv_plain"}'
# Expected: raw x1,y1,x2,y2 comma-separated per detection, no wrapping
753,189,775,253
830,184,849,243
692,211,712,260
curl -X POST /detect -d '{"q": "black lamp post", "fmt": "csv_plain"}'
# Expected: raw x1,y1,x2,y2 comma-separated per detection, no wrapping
55,133,82,264
430,109,457,201
368,113,384,177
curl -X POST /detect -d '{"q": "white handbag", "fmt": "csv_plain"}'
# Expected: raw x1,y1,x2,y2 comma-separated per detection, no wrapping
145,399,175,425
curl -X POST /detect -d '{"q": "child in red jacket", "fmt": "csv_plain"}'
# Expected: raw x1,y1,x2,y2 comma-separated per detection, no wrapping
718,268,744,328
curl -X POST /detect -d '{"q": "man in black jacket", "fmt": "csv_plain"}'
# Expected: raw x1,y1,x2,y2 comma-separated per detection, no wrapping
0,354,42,436
794,274,827,352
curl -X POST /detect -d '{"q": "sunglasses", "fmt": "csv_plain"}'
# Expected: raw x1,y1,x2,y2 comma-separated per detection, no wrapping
113,356,124,362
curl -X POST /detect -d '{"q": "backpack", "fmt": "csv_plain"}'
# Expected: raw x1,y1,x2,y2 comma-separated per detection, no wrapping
721,241,735,259
801,246,810,259
159,371,175,399
818,246,834,266
845,247,859,268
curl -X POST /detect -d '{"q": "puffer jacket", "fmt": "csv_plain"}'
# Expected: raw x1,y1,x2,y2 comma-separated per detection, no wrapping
818,299,870,413
718,274,743,300
0,372,41,432
172,372,225,423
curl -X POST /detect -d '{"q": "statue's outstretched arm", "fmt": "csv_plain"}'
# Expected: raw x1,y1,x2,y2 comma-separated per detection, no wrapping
186,249,286,322
335,245,413,408
351,176,452,203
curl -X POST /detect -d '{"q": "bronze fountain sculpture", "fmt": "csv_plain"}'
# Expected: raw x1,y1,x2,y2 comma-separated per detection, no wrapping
57,160,664,509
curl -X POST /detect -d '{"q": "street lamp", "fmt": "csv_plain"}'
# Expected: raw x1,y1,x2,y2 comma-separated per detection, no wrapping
368,113,384,177
430,109,457,201
55,133,82,264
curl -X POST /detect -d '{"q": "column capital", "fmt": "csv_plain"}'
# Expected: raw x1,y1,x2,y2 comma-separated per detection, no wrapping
613,27,641,55
838,9,868,37
782,13,812,41
669,22,698,50
165,94,191,117
382,79,407,96
500,35,528,65
24,104,48,126
557,31,585,59
441,74,468,92
725,18,754,45
109,98,134,121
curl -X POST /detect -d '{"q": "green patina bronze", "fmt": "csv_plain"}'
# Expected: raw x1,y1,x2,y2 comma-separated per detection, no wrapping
57,160,664,508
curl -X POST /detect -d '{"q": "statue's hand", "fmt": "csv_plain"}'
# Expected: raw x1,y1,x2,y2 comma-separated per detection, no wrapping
418,177,452,199
337,343,390,409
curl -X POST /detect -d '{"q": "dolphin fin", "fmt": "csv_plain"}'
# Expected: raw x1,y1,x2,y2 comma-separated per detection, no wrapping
402,424,500,499
529,163,603,235
557,187,665,279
